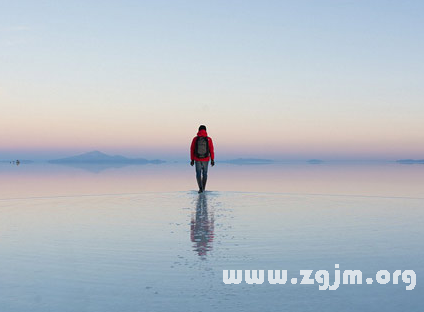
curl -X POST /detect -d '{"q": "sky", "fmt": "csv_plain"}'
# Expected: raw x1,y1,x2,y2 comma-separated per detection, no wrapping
1,0,423,161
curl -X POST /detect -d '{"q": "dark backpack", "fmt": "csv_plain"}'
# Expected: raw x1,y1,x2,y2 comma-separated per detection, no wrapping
195,136,209,158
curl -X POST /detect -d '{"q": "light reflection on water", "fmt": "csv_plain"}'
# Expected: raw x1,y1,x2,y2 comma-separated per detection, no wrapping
191,194,215,258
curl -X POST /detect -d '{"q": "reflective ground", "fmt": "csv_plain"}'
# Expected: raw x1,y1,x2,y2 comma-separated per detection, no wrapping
0,162,423,311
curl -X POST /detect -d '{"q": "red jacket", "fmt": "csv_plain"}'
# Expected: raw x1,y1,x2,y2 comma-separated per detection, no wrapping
190,129,214,161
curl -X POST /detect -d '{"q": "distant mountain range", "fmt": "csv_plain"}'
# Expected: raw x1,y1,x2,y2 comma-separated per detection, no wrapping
396,159,424,164
221,158,326,165
49,151,165,164
221,158,274,165
307,159,324,164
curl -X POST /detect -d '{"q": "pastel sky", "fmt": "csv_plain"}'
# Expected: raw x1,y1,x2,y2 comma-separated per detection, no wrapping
1,0,423,160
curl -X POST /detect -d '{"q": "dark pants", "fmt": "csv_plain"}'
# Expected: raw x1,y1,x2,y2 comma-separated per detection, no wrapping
195,160,209,190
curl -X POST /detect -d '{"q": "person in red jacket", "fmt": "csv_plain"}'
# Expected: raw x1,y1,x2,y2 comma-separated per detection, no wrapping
190,125,215,193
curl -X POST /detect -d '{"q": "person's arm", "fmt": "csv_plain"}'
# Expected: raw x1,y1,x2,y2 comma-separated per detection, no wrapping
209,137,214,161
191,137,196,160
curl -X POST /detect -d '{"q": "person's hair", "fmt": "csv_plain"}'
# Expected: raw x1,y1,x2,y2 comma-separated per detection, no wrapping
198,125,206,131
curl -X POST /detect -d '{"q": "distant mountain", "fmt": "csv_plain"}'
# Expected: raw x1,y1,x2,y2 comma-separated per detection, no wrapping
308,159,324,164
49,151,165,164
396,159,424,164
221,158,274,165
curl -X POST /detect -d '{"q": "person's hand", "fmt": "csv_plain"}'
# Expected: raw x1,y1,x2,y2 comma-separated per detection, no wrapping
190,160,194,166
211,160,215,166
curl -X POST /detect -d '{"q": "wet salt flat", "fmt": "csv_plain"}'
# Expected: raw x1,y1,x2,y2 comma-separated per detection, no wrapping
0,163,423,312
1,162,424,198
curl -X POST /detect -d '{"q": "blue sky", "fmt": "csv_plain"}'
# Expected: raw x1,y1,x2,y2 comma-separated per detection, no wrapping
1,1,423,160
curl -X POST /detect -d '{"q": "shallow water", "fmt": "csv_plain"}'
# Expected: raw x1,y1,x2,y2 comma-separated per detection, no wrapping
1,162,424,198
0,163,423,311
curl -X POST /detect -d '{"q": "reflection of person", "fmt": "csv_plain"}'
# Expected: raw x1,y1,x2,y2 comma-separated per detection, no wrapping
190,125,215,193
190,194,214,258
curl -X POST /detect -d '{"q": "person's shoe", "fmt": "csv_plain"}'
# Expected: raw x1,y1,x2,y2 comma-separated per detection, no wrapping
198,188,203,194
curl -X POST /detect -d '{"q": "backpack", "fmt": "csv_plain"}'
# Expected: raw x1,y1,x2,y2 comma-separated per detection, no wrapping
195,136,209,158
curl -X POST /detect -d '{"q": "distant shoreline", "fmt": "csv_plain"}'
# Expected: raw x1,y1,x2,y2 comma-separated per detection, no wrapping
396,159,424,164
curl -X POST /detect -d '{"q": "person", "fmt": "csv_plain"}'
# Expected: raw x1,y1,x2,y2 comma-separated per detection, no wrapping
190,125,215,193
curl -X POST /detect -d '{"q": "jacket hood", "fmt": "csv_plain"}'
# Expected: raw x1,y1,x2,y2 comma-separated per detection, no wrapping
197,129,208,137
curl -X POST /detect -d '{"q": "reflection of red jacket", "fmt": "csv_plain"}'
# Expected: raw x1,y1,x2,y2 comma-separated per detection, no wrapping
190,129,214,161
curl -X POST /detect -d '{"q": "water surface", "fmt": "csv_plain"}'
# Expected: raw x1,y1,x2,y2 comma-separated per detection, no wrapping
0,163,422,311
